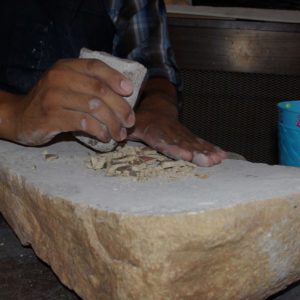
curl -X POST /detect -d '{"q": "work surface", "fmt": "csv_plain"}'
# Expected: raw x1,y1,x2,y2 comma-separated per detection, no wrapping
1,139,300,300
0,140,300,215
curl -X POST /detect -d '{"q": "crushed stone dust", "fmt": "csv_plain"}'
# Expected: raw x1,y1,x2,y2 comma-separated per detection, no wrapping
86,144,209,181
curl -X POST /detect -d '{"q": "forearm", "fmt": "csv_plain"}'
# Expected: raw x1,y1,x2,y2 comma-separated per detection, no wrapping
0,90,20,141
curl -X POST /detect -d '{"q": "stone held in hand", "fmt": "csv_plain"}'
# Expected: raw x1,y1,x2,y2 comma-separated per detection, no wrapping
73,48,147,152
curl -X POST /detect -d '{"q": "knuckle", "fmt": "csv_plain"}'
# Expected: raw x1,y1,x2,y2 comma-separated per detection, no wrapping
44,68,64,84
88,98,102,111
97,126,110,142
118,100,132,119
42,87,56,102
41,87,59,113
123,104,132,117
86,59,103,72
86,122,110,142
111,122,123,139
97,83,108,97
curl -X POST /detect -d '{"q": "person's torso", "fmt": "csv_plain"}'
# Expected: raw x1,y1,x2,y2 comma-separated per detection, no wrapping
0,0,115,93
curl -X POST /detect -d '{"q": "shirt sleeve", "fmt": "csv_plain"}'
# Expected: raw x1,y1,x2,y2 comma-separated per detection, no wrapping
106,0,182,90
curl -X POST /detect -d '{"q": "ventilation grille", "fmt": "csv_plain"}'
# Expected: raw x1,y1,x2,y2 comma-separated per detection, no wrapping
179,69,300,164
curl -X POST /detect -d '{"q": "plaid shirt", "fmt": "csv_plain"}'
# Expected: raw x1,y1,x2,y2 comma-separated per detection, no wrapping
105,0,181,89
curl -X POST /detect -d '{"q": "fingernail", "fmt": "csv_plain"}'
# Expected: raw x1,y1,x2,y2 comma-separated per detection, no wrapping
120,79,133,93
119,128,127,140
192,152,210,167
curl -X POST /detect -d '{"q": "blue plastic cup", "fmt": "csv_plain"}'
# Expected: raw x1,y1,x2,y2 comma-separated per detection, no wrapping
277,101,300,128
277,100,300,167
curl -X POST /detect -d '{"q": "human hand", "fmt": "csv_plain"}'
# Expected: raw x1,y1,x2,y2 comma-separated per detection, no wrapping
129,97,227,167
11,59,135,145
129,110,227,166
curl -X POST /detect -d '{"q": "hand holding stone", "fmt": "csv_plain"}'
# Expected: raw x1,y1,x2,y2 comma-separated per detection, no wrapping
11,58,135,145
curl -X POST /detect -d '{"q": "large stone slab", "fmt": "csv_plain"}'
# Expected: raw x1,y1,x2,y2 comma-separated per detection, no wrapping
1,140,300,299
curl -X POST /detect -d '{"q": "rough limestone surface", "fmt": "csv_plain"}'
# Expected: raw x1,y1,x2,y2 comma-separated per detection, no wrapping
73,48,147,152
1,140,300,300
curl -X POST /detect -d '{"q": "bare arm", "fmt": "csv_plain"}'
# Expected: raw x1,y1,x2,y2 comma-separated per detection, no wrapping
0,90,20,141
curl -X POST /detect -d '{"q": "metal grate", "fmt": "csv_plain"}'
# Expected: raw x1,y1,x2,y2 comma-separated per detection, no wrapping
179,69,300,164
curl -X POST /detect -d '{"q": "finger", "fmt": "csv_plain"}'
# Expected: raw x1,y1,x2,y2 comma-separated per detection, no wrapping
44,68,135,128
52,109,122,142
183,138,226,166
57,58,133,96
141,125,226,166
136,125,193,161
191,145,227,167
152,140,192,161
43,88,127,141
